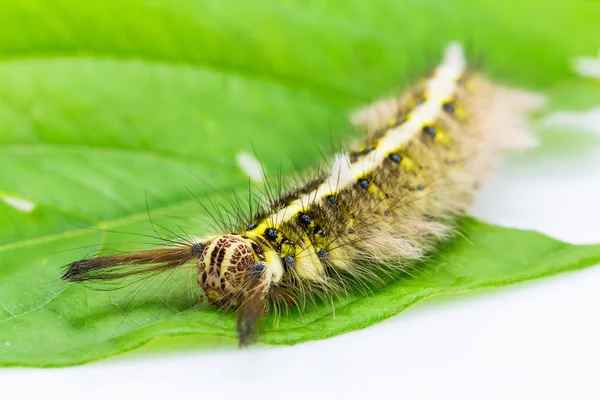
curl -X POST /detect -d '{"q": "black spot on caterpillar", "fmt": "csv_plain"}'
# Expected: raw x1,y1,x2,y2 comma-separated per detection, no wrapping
62,43,542,346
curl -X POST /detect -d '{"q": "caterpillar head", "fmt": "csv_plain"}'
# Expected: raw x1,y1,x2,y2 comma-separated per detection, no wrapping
198,234,278,345
197,235,269,308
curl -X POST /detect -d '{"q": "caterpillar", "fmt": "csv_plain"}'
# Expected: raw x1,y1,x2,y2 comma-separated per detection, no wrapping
62,43,542,345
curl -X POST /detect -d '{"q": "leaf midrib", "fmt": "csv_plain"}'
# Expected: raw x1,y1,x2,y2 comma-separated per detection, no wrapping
0,52,364,104
0,143,236,168
0,198,201,253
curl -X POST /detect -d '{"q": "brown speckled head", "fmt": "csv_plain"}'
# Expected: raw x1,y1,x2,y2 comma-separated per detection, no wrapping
198,235,257,307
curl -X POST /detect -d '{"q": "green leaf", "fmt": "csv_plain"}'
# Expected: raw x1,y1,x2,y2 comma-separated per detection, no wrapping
1,0,599,366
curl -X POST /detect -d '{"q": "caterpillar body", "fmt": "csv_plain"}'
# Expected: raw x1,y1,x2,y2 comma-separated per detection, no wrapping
63,44,542,345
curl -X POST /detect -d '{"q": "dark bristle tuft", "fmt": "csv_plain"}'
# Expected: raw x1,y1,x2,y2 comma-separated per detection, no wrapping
61,245,201,283
62,259,98,282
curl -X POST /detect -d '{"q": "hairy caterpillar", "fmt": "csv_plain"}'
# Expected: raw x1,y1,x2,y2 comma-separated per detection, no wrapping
62,43,542,345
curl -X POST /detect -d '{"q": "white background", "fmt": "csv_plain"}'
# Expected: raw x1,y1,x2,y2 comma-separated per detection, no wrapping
1,80,600,399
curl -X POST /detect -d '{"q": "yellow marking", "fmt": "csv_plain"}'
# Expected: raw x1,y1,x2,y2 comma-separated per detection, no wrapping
434,129,452,145
442,98,468,121
207,291,220,301
280,240,296,257
357,176,388,200
313,234,329,252
455,104,468,120
359,177,393,219
370,183,387,200
252,201,306,232
408,93,427,108
400,154,420,171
